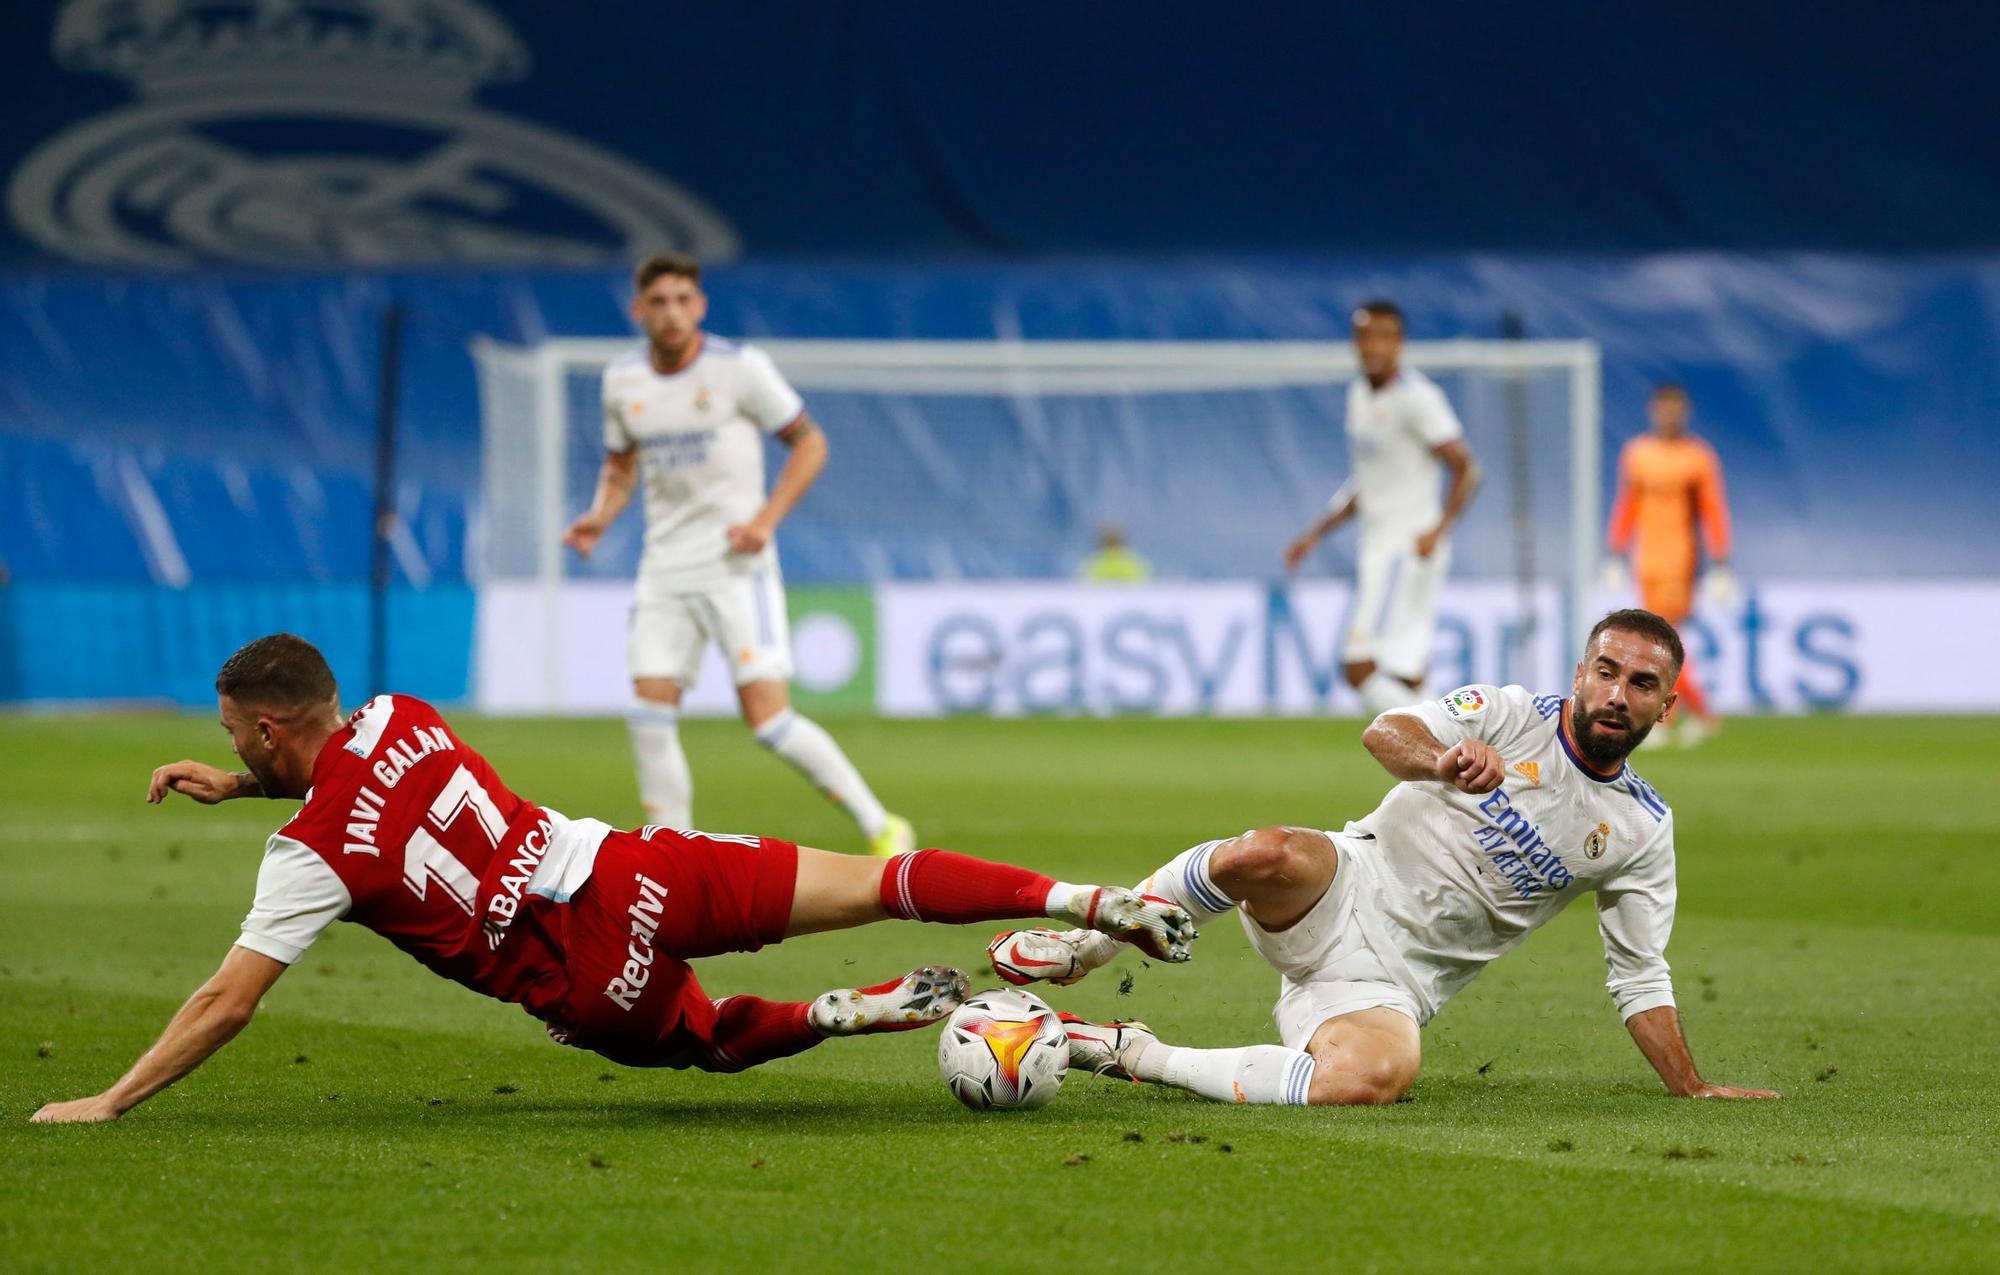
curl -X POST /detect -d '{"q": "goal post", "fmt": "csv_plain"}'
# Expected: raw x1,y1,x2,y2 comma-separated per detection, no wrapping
472,337,1602,713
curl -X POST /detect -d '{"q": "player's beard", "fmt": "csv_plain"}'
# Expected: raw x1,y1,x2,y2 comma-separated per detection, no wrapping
239,748,289,800
1569,697,1650,766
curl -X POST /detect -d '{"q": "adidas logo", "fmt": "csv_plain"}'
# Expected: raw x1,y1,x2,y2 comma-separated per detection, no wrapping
1512,761,1541,787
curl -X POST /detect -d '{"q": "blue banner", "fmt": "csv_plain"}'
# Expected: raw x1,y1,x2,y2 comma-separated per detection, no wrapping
0,2,1995,269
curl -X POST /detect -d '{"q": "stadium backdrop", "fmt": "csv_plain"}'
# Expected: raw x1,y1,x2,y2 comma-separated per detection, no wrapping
2,0,1996,711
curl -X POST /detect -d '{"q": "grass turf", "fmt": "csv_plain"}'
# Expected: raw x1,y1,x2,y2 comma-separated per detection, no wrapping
2,712,1996,1273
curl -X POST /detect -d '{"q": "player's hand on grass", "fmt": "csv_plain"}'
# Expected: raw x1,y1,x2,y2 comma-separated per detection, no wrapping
148,760,246,805
1435,740,1505,794
1283,533,1318,573
30,1095,120,1124
1681,1081,1781,1100
562,513,608,558
725,522,771,555
1413,526,1444,559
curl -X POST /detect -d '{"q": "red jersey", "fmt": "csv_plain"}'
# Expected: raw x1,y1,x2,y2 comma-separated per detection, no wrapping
238,695,591,1019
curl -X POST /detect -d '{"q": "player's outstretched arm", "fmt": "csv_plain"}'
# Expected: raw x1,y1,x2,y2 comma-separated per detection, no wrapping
1624,1005,1779,1099
1361,713,1505,793
149,759,261,804
30,946,287,1123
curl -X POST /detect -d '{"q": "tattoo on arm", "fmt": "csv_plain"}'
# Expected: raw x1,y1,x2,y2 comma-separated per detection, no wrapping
608,459,637,493
234,771,265,799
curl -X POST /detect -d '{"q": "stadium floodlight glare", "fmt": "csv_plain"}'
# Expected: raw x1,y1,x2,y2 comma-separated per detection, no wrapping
473,338,1601,713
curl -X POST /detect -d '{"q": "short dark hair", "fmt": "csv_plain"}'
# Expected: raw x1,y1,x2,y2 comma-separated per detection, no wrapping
634,252,701,292
216,633,338,709
1585,609,1685,676
1353,298,1404,328
1651,381,1688,400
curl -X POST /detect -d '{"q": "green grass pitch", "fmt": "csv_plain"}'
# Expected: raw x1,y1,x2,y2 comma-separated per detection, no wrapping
3,712,1997,1273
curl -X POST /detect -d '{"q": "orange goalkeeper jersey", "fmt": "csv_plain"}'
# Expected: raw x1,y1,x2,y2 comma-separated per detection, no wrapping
1607,434,1731,580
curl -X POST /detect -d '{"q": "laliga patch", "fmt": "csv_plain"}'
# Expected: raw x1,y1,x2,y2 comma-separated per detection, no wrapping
1442,687,1488,718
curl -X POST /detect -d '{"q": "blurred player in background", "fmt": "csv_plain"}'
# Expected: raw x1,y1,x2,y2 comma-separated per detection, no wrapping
29,635,1193,1123
1604,383,1732,744
565,254,912,855
1079,522,1152,584
1284,300,1481,716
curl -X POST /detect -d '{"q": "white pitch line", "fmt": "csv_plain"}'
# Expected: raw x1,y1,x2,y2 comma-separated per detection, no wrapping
1,823,266,844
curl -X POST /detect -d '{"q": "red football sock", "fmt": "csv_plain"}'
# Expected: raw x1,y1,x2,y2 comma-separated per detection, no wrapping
1674,654,1713,721
878,849,1058,924
701,996,820,1072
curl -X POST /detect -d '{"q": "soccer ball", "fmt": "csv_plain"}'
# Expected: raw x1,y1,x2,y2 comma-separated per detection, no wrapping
937,987,1069,1112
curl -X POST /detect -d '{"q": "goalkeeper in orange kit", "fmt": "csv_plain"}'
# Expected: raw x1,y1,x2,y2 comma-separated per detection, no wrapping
1604,384,1732,744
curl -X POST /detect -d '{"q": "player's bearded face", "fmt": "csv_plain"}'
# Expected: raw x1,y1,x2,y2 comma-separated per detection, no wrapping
1570,634,1677,764
1568,695,1648,765
219,696,285,796
635,279,707,351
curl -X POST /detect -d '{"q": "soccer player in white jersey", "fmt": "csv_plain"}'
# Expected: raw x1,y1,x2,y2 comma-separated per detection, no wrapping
990,609,1780,1106
564,255,912,856
1284,300,1481,716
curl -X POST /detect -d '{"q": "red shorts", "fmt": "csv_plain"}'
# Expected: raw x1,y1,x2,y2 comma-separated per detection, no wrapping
548,827,798,1068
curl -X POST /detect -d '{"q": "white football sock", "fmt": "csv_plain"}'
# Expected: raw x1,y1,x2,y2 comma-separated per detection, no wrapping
1137,838,1241,926
754,708,888,838
628,698,692,828
1131,1039,1316,1106
1041,882,1091,919
1359,671,1419,716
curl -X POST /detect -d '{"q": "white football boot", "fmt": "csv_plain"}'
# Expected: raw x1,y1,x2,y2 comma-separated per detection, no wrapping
1057,887,1196,963
1058,1013,1157,1082
809,965,970,1036
988,927,1118,986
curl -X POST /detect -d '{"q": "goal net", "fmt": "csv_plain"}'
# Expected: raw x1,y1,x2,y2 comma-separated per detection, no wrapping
472,338,1601,713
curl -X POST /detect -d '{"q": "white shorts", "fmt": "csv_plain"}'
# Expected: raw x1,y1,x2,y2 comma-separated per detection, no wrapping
1240,834,1425,1049
629,565,794,689
1345,534,1450,681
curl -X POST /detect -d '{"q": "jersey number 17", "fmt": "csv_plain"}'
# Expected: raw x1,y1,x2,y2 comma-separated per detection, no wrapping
402,766,506,916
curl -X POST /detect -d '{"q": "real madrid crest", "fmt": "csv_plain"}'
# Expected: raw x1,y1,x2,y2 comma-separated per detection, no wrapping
1584,822,1610,860
694,385,712,413
10,0,741,269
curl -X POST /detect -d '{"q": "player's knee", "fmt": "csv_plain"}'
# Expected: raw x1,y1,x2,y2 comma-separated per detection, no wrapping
1307,1056,1413,1106
1215,826,1326,887
633,678,682,708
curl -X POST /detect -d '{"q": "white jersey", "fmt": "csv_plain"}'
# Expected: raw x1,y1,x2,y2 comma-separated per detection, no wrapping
1341,367,1464,542
601,335,806,592
1341,684,1678,1022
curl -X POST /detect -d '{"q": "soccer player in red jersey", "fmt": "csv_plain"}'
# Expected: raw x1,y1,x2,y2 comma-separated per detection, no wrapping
30,634,1193,1123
